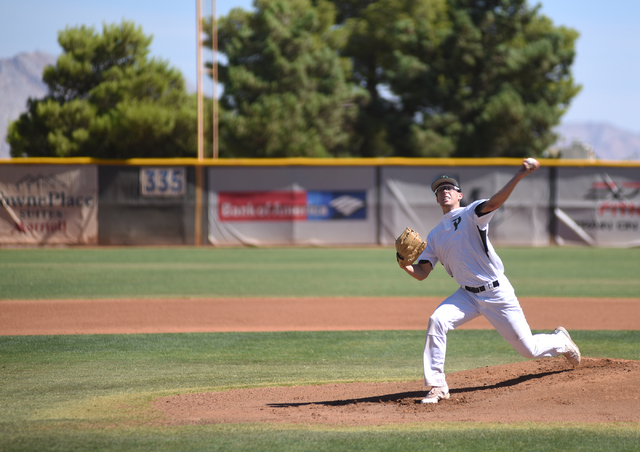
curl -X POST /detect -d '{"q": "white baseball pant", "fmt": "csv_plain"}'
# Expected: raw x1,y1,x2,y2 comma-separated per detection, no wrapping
423,276,570,387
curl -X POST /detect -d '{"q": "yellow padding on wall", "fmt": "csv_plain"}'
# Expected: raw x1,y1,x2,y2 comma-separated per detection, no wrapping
2,157,639,167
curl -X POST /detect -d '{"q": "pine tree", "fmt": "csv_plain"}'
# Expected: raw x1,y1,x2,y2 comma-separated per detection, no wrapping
8,21,197,158
212,0,363,157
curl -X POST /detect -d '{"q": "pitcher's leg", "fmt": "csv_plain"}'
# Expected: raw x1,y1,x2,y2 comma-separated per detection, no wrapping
423,323,448,386
509,331,567,359
423,290,479,386
479,293,571,359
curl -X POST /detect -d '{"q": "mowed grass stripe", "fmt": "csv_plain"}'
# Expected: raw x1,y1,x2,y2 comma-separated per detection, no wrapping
1,247,640,299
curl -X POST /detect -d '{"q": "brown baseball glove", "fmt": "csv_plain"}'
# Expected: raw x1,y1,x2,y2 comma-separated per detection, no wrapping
395,227,426,267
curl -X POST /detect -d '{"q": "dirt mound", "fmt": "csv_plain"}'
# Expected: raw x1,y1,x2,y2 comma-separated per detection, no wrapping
154,357,640,426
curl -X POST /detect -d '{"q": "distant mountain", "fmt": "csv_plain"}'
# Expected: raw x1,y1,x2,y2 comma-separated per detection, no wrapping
554,122,640,161
0,51,57,158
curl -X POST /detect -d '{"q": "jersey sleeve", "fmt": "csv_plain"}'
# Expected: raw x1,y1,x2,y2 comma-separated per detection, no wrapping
417,231,438,267
471,199,496,230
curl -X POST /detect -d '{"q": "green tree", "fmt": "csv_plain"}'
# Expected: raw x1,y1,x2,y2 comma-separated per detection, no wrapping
7,21,197,158
208,0,363,157
332,0,580,157
331,0,450,157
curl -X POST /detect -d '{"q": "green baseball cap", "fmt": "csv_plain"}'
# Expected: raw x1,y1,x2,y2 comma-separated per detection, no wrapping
431,174,461,193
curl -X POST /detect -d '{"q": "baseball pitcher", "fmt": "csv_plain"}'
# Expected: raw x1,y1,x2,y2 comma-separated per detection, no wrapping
396,158,581,404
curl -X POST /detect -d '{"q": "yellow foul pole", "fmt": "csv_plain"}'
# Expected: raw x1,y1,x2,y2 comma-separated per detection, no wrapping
212,0,218,159
195,0,204,245
195,0,217,244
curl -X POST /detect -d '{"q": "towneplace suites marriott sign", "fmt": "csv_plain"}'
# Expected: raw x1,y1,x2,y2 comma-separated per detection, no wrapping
0,166,98,244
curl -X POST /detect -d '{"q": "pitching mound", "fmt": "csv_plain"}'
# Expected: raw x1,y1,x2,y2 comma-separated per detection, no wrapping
154,357,640,426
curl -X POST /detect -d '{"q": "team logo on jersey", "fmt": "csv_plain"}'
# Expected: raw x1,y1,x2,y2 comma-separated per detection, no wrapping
453,217,461,231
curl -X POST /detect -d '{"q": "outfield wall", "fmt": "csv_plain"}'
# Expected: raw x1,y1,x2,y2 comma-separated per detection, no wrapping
1,158,639,247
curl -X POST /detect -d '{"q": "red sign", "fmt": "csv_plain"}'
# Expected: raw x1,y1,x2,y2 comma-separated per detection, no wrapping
598,202,640,217
218,191,307,221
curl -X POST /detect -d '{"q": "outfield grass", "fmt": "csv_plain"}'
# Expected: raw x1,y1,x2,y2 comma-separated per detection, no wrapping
0,247,639,451
1,246,639,299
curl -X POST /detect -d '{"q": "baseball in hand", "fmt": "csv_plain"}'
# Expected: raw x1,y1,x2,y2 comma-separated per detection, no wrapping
523,158,538,169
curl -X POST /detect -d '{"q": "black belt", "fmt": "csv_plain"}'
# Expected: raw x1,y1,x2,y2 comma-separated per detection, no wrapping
464,280,499,293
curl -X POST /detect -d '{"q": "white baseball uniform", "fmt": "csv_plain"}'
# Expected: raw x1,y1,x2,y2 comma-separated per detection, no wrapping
417,199,570,387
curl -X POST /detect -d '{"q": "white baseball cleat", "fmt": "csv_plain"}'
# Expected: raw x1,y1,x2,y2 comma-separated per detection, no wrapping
555,326,581,367
421,385,450,404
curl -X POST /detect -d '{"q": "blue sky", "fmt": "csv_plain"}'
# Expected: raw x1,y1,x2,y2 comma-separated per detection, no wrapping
1,1,639,133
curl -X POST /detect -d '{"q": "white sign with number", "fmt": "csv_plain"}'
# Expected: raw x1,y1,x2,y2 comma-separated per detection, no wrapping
140,167,186,197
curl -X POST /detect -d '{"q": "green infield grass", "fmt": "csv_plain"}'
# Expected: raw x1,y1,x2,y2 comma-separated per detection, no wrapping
0,246,639,299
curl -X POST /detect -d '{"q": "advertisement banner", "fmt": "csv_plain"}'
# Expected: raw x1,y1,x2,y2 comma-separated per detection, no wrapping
208,166,376,246
217,190,367,222
556,168,640,247
306,191,367,220
218,191,307,221
0,165,98,244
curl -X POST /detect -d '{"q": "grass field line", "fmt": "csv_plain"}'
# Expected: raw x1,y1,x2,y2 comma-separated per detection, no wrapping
0,262,379,270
